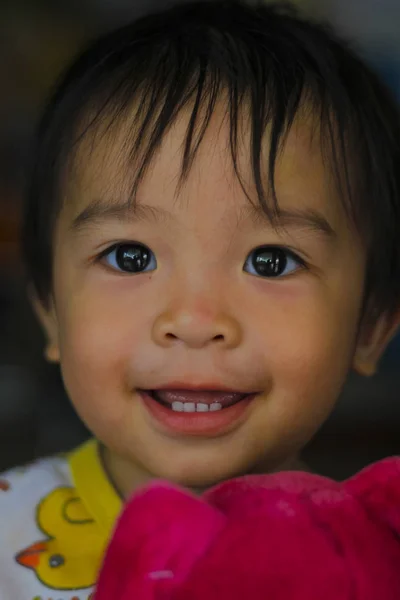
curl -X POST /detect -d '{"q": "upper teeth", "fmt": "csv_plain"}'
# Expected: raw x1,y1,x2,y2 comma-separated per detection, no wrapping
171,401,222,412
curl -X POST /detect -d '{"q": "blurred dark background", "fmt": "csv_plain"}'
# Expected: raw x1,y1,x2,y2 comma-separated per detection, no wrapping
0,0,399,478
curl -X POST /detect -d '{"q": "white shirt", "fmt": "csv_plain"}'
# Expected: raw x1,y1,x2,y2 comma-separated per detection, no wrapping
0,440,121,600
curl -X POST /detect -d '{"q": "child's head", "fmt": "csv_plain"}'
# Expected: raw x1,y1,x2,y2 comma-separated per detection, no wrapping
24,1,400,490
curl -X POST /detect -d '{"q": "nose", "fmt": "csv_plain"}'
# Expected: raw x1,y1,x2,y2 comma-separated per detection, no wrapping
152,306,243,350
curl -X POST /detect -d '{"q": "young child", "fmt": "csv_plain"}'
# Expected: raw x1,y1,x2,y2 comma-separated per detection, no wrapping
1,0,400,597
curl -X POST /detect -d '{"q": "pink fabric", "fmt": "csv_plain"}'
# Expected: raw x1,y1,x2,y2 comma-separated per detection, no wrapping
94,458,400,599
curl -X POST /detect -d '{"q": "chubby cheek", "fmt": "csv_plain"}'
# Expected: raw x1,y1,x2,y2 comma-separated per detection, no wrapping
54,282,149,426
251,281,361,429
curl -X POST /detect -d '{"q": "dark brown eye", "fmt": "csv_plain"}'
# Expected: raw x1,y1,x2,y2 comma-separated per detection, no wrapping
104,243,156,273
244,247,302,278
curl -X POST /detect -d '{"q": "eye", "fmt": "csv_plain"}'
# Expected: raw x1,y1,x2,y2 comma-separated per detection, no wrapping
243,246,304,278
102,243,157,273
49,553,65,568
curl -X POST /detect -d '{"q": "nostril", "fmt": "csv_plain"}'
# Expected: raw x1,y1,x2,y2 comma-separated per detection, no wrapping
153,313,241,349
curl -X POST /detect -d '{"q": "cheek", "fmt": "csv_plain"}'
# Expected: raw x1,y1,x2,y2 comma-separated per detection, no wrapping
251,280,361,400
241,284,362,451
54,283,149,405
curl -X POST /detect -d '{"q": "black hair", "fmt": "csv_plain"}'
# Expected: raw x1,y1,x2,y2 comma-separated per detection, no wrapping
23,0,400,321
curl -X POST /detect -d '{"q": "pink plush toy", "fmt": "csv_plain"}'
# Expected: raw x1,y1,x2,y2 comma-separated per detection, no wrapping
94,458,400,599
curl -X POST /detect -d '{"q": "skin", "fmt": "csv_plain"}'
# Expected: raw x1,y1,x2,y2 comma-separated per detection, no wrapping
37,105,398,497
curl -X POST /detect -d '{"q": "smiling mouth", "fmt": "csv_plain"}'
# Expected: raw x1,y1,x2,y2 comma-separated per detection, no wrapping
139,388,258,436
144,389,252,412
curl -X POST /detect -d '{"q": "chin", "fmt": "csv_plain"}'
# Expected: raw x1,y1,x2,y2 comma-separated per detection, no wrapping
147,454,252,490
164,470,233,490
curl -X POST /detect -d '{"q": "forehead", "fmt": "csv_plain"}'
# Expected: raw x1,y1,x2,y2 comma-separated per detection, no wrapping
63,103,342,228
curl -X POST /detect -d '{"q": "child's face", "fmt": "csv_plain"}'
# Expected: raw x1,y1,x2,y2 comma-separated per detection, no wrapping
39,107,390,489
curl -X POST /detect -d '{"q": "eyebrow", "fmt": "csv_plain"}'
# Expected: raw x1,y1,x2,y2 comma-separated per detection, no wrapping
238,204,336,239
70,198,172,231
70,197,336,239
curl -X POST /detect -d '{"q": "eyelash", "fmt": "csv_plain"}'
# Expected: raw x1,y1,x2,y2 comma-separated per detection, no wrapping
97,242,307,278
98,242,157,274
243,246,306,278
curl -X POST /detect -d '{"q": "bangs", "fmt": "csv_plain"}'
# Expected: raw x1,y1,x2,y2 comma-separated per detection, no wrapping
64,9,355,226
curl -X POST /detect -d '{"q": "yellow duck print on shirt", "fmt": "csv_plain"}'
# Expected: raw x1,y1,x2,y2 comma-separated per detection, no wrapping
15,487,109,590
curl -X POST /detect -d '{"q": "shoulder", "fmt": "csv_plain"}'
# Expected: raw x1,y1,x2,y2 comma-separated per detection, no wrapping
0,453,72,503
0,454,76,595
0,453,74,546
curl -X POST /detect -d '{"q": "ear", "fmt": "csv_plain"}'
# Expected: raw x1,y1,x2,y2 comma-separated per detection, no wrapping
31,291,60,363
353,309,400,377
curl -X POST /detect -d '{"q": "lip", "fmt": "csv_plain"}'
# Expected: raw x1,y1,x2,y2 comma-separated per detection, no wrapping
148,381,257,393
139,390,257,437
